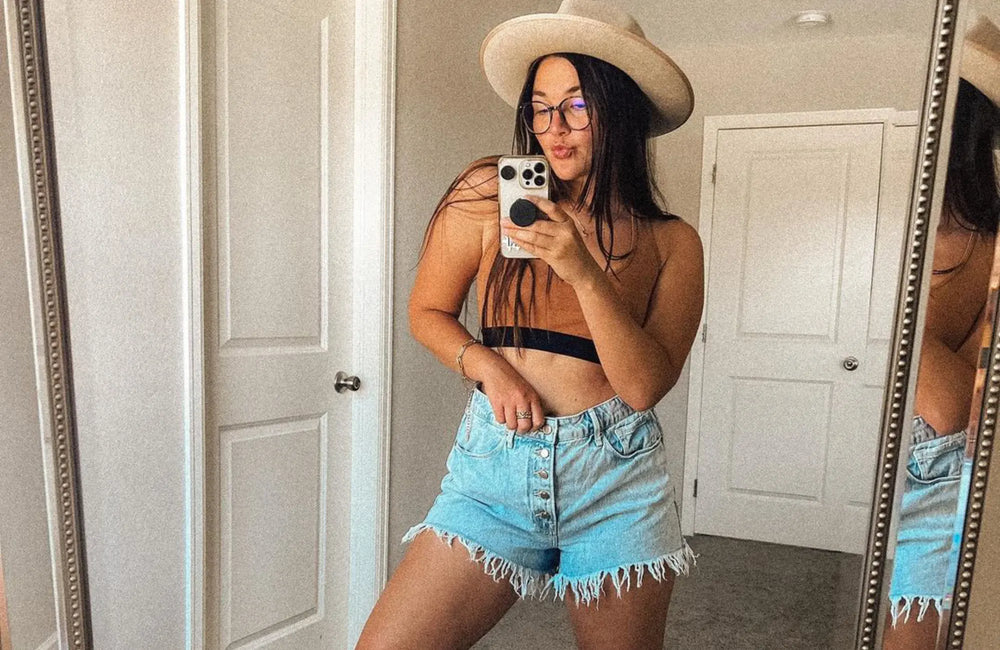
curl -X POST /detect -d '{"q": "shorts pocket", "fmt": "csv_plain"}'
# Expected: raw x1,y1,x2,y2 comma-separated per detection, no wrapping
906,435,965,485
453,414,507,459
602,411,662,460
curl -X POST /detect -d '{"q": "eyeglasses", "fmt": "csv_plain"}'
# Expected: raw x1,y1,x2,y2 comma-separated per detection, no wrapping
520,96,591,135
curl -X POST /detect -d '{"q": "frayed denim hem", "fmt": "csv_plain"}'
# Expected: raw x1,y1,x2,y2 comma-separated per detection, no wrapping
549,541,698,608
888,595,945,628
401,523,552,599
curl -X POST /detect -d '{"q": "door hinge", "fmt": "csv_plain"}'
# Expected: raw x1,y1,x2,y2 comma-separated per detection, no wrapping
711,163,717,184
701,323,707,343
693,478,698,498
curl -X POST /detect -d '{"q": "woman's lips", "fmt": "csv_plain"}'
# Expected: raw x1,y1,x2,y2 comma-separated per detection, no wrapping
550,145,574,159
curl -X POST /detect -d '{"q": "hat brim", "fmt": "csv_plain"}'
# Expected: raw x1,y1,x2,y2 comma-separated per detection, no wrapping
480,13,694,137
961,15,1000,108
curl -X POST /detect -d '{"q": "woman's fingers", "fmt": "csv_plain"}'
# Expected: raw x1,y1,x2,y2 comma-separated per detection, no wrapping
525,195,570,222
491,396,543,432
513,404,535,433
491,400,506,425
502,402,517,430
532,398,545,432
503,226,552,253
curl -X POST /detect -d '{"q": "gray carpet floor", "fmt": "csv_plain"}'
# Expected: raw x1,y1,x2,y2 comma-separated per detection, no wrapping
473,534,863,649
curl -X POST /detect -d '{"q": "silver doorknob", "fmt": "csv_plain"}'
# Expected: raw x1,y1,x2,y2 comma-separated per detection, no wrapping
842,357,859,371
335,371,361,393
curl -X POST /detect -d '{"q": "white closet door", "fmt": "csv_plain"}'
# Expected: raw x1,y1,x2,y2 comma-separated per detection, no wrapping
696,122,887,554
204,1,356,647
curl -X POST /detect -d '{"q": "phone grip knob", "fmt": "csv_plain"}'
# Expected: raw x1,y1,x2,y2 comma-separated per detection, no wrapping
510,199,538,227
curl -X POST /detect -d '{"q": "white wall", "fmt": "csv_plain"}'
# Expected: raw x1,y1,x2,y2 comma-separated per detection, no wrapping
43,2,187,647
0,17,57,649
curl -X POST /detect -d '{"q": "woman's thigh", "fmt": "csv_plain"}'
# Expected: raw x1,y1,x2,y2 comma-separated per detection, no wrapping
355,529,521,650
564,569,675,650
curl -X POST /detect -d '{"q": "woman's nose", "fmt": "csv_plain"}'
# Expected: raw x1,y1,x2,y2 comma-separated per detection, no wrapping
549,109,571,134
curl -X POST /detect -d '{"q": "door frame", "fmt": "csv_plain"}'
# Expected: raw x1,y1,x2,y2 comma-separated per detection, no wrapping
681,108,918,537
181,1,397,647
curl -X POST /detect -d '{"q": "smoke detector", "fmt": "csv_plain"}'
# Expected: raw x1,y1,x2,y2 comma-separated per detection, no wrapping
792,10,832,28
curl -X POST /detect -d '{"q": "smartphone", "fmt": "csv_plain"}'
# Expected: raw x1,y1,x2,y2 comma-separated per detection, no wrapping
498,155,550,259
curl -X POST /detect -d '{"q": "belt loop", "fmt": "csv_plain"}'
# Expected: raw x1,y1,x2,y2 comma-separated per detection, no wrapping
591,413,603,447
506,428,516,448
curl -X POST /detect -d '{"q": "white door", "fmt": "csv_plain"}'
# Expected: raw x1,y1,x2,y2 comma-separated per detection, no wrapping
203,1,356,647
695,122,896,554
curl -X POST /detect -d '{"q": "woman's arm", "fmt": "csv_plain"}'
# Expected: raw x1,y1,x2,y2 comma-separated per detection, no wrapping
574,220,704,410
505,204,704,411
913,331,977,435
408,164,549,431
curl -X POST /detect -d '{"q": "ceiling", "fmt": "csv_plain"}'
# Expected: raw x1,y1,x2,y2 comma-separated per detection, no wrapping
618,0,936,47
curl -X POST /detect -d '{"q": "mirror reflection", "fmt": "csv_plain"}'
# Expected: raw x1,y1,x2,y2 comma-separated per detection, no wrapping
1,0,961,647
0,19,59,650
368,0,931,647
884,6,1000,649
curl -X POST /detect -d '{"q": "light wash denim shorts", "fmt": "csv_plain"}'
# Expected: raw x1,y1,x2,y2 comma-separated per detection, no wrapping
887,416,971,626
401,387,695,605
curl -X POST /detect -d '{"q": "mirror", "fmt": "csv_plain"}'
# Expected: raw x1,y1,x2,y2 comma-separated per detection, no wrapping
0,9,59,649
3,0,994,647
883,5,1000,648
390,1,945,648
1,0,90,648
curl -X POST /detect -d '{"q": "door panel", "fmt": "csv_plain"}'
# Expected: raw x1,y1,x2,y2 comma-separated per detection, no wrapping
204,1,355,647
697,123,883,553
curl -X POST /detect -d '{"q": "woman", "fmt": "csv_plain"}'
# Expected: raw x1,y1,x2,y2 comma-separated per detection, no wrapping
884,11,1000,649
356,1,703,648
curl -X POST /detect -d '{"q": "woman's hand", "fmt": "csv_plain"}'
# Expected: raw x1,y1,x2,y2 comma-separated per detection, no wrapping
472,347,546,433
502,197,600,286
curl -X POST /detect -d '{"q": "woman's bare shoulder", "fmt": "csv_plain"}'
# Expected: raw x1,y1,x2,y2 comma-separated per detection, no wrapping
421,157,502,258
443,156,500,216
646,216,703,267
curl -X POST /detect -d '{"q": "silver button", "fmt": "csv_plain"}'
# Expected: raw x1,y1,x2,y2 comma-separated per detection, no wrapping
541,425,552,434
538,490,550,500
536,469,549,479
536,510,550,519
537,448,550,459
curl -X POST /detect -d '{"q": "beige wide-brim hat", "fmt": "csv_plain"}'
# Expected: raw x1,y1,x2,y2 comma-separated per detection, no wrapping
961,12,1000,107
480,0,694,137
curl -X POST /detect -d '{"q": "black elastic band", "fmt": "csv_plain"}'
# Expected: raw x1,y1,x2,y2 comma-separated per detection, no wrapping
481,326,600,365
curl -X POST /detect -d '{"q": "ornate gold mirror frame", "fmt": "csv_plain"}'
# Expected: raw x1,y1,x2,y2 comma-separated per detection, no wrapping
857,0,998,648
4,0,90,647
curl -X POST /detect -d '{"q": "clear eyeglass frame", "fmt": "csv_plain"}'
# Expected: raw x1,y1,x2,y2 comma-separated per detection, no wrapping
521,96,591,135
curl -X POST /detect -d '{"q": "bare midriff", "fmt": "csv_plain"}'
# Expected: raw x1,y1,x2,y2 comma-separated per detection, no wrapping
493,347,617,415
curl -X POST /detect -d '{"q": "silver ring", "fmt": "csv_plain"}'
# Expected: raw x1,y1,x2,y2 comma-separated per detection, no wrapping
516,410,532,420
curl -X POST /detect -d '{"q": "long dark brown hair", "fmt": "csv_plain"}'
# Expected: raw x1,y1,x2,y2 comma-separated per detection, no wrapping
419,53,679,351
932,80,1000,277
943,79,1000,236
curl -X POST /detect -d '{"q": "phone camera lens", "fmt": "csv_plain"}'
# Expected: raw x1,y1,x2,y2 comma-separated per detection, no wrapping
522,169,534,180
533,176,545,186
534,162,545,174
500,165,516,180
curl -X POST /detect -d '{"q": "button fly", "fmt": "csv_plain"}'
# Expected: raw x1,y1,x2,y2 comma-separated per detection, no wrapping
536,510,550,519
536,469,549,479
537,448,550,459
538,490,550,500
